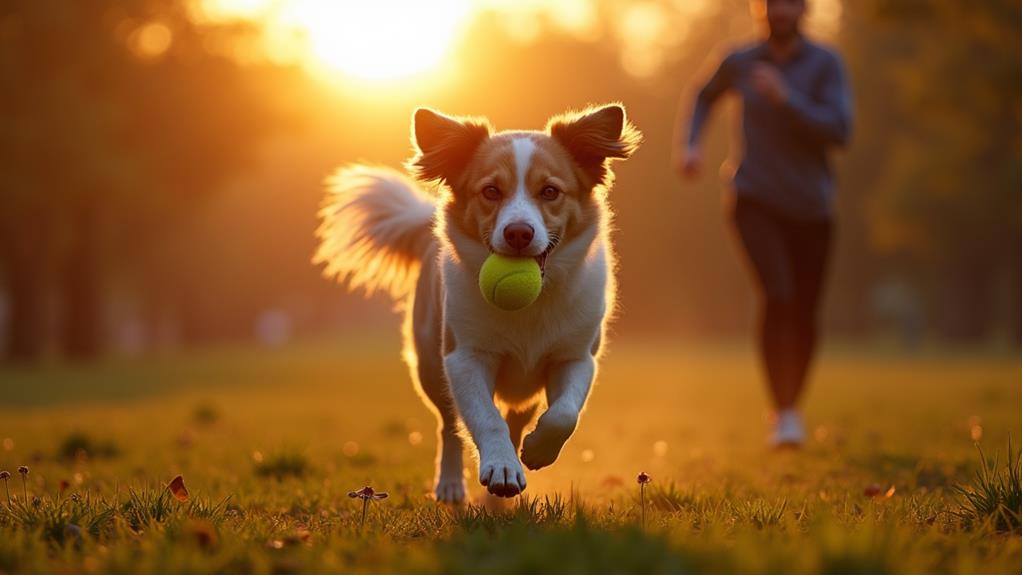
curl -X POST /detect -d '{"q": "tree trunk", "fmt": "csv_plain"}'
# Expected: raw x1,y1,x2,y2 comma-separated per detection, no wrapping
176,283,214,347
59,200,104,360
4,246,48,362
1015,240,1022,346
828,201,876,337
938,251,993,343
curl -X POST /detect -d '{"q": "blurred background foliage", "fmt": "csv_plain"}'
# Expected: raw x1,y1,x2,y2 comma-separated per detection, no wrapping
0,0,1020,363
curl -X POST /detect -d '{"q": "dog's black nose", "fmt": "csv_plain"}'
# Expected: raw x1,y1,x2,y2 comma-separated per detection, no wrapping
503,223,534,251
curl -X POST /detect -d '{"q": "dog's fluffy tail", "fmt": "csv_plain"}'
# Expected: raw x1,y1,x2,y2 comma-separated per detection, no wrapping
314,165,436,300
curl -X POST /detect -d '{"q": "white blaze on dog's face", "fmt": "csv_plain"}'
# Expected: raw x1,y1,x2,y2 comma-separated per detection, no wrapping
409,105,641,273
490,137,545,257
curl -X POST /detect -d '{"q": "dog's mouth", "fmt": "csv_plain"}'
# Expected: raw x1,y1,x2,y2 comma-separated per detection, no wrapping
536,236,561,277
488,241,558,278
535,248,550,277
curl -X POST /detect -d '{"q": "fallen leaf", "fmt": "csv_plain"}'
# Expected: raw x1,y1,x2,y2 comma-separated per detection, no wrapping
168,475,189,502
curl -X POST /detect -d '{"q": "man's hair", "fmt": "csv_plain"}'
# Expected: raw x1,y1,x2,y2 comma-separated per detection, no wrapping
750,0,807,17
751,0,807,6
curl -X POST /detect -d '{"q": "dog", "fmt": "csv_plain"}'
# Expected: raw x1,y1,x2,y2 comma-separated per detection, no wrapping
314,104,641,502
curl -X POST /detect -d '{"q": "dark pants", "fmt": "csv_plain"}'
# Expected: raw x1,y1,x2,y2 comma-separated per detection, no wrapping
731,197,833,410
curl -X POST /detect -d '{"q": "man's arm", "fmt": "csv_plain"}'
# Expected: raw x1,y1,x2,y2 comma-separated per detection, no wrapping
781,54,852,146
676,53,735,179
688,53,735,147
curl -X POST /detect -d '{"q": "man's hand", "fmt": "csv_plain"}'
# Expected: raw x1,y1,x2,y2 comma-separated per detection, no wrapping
751,63,789,106
675,147,703,180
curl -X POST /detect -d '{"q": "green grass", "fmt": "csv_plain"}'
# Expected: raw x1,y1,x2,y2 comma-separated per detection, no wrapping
1,333,1020,574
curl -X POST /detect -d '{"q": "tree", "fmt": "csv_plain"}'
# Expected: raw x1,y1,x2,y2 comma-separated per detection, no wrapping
863,0,1022,342
0,0,292,361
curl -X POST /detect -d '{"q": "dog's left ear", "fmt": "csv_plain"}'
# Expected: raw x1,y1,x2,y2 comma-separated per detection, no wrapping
547,104,642,188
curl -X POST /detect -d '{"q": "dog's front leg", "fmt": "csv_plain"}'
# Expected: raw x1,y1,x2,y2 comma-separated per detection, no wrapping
520,356,594,470
444,348,527,497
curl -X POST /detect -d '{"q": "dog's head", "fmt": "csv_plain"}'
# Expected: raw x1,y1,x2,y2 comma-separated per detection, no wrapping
408,104,641,274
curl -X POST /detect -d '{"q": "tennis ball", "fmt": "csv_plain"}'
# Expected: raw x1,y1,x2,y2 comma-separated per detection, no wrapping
478,254,543,311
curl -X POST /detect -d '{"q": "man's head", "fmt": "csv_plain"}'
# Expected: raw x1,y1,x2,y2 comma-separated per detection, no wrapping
751,0,806,41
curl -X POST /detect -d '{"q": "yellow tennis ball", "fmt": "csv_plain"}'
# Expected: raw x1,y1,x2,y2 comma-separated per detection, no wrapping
478,254,543,311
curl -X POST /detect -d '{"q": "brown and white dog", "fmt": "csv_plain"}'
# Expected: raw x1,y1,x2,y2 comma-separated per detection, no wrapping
315,104,641,502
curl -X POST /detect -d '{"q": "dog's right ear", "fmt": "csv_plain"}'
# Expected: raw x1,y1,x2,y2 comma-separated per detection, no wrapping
408,108,490,186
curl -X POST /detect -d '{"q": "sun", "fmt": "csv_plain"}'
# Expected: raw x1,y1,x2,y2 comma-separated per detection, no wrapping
199,0,473,81
279,0,473,81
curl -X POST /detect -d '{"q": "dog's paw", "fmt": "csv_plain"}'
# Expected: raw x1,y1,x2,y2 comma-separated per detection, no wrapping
478,453,526,498
520,408,577,470
434,475,467,504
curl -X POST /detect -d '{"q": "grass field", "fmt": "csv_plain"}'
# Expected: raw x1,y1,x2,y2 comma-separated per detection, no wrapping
1,333,1021,574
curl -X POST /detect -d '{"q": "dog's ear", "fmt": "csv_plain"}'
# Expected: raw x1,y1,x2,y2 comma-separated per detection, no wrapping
408,108,491,186
547,104,642,188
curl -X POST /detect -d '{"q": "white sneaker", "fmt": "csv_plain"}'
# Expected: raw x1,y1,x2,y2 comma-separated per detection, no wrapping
771,409,806,449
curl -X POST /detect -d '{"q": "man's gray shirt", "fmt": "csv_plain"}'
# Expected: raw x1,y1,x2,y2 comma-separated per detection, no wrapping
688,39,852,220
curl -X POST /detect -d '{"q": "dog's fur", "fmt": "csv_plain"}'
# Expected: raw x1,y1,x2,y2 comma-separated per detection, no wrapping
314,104,641,502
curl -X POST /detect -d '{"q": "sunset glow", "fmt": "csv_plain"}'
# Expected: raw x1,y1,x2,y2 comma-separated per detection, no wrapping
283,0,471,80
199,0,472,81
195,0,843,83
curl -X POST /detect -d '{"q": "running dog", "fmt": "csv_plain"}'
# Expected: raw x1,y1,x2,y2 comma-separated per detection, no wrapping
314,104,641,502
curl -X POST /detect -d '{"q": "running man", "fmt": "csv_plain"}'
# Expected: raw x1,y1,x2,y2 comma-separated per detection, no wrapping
676,0,852,447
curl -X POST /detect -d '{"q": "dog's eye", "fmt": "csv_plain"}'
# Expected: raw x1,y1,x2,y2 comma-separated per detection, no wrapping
539,185,561,201
481,185,502,201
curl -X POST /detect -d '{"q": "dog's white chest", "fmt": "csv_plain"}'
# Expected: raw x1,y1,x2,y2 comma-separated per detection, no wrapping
441,247,608,404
